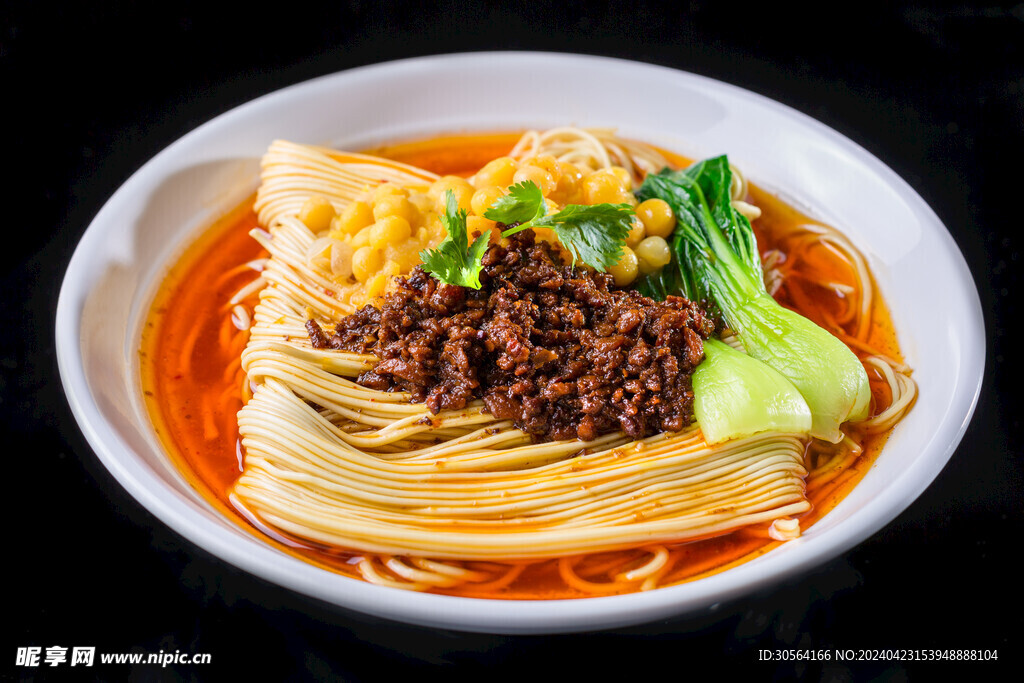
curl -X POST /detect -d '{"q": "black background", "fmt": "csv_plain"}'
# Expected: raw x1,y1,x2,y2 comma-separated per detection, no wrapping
4,1,1021,680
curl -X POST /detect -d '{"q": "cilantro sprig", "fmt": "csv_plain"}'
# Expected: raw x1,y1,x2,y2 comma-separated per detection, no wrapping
532,203,634,271
419,180,635,289
418,191,491,289
483,180,548,226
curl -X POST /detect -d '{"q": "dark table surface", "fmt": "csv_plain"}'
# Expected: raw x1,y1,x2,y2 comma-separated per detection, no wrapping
5,2,1021,680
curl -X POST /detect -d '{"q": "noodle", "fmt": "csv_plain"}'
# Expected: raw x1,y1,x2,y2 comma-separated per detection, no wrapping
156,128,918,596
254,140,438,228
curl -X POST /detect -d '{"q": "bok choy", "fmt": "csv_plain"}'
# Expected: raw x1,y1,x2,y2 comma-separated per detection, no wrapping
636,157,870,443
693,338,812,444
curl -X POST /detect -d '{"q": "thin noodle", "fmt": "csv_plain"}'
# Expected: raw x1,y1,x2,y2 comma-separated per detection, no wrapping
558,557,632,594
616,546,670,582
217,129,917,594
453,564,527,594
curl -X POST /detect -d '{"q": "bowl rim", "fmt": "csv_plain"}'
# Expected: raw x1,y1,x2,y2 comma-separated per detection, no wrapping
55,50,985,634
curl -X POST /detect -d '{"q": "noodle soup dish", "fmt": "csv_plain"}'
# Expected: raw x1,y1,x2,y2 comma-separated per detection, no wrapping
57,53,983,633
142,129,915,599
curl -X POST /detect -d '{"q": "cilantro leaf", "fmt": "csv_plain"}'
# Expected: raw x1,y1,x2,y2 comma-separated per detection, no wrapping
419,191,490,289
534,203,634,272
419,179,635,289
480,179,635,271
483,181,547,227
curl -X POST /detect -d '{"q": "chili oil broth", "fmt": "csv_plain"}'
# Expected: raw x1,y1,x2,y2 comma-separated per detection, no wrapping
141,133,904,599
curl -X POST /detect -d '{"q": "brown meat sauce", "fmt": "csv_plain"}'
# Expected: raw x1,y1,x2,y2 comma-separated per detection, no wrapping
307,231,714,442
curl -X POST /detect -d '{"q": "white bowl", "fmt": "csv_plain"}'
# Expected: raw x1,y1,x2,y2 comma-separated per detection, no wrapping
56,52,984,634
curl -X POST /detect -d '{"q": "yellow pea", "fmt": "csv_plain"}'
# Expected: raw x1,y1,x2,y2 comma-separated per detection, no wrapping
625,218,646,248
364,272,389,299
471,186,507,217
610,166,633,190
523,154,561,177
407,191,434,217
472,156,518,189
582,169,631,205
430,175,475,212
422,214,444,247
466,215,498,241
369,215,412,249
636,198,676,238
513,165,557,197
532,226,560,246
373,183,407,202
635,236,671,274
373,193,419,226
330,201,374,238
350,225,372,249
352,245,383,282
298,195,336,232
551,161,584,204
608,246,639,286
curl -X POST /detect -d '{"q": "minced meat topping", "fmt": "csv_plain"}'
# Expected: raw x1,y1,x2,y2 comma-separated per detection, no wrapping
307,230,715,442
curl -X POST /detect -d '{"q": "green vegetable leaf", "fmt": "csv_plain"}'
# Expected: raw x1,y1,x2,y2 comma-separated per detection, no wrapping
693,338,812,444
483,181,547,225
419,190,491,289
636,155,871,442
533,203,634,272
421,180,635,287
483,180,634,272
